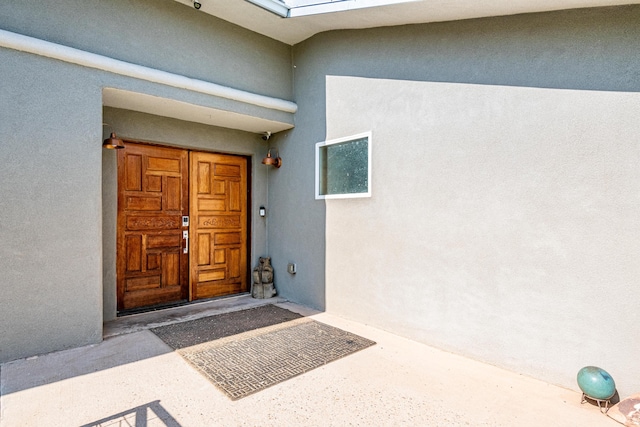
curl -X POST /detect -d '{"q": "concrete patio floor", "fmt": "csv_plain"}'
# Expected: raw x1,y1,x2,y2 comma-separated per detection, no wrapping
0,296,618,426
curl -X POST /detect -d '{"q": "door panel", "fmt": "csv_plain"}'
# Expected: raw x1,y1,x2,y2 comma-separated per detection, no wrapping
117,143,189,310
190,152,248,300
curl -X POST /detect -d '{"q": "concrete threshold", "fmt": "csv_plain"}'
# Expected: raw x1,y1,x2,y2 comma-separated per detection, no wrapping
104,294,288,338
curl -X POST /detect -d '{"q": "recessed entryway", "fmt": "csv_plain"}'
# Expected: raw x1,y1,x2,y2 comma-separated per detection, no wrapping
117,142,250,313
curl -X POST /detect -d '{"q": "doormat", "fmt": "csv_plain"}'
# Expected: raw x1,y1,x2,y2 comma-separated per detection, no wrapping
151,304,303,349
151,306,375,400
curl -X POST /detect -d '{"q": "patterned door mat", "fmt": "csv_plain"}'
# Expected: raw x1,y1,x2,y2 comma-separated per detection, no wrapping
151,306,376,400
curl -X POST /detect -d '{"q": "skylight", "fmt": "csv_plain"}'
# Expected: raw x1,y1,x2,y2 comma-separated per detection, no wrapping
245,0,419,18
285,0,337,6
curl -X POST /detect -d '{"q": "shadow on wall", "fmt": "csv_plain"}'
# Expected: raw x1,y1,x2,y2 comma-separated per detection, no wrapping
293,5,640,94
274,4,640,311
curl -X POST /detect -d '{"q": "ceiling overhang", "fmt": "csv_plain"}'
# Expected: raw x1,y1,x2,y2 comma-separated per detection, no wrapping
175,0,640,45
103,88,294,134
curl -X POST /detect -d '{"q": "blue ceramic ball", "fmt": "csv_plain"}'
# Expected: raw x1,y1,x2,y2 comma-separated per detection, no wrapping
577,366,616,400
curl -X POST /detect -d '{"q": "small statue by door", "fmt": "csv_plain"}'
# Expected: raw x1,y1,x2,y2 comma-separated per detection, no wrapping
252,257,276,299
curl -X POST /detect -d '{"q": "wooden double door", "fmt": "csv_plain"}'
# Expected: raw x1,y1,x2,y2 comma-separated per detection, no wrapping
117,143,249,311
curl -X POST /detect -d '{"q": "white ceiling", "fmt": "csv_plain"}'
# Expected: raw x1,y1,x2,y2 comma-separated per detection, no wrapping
176,0,640,45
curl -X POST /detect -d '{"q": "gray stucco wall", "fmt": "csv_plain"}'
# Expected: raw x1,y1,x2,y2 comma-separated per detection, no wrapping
2,0,638,400
0,0,291,361
272,5,640,396
0,0,292,101
0,49,104,362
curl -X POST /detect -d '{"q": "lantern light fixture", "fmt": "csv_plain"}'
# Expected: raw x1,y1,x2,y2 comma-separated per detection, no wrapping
102,124,125,150
262,148,282,168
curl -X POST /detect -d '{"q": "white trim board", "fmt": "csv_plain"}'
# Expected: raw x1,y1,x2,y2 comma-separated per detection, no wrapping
0,29,297,115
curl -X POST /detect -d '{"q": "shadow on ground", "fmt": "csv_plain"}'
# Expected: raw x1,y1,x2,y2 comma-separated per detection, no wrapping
80,400,182,427
0,332,172,396
0,304,304,396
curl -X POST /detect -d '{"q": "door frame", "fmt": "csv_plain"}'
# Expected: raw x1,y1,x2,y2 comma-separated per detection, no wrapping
114,140,253,313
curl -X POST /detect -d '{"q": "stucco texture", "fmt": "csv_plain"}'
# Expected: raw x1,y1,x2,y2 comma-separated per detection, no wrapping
0,49,104,361
270,5,640,397
0,0,292,100
324,76,640,398
1,0,639,401
0,0,291,361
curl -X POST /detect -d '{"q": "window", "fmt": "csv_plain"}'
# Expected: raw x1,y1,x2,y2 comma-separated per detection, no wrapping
315,131,371,199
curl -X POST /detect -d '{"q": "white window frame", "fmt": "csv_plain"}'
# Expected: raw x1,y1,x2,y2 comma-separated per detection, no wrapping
315,131,372,200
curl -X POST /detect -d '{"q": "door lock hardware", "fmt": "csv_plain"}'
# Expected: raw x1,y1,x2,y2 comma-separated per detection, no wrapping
183,230,189,254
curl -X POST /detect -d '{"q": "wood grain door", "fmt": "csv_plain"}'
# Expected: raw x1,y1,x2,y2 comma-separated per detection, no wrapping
117,143,189,310
190,152,248,300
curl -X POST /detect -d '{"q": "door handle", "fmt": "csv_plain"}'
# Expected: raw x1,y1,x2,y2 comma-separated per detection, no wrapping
183,230,189,254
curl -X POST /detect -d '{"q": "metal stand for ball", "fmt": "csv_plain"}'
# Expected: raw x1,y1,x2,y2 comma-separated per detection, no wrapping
581,393,612,414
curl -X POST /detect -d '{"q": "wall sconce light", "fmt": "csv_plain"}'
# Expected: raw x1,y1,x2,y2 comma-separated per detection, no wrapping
262,149,282,168
102,123,125,150
259,206,266,217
